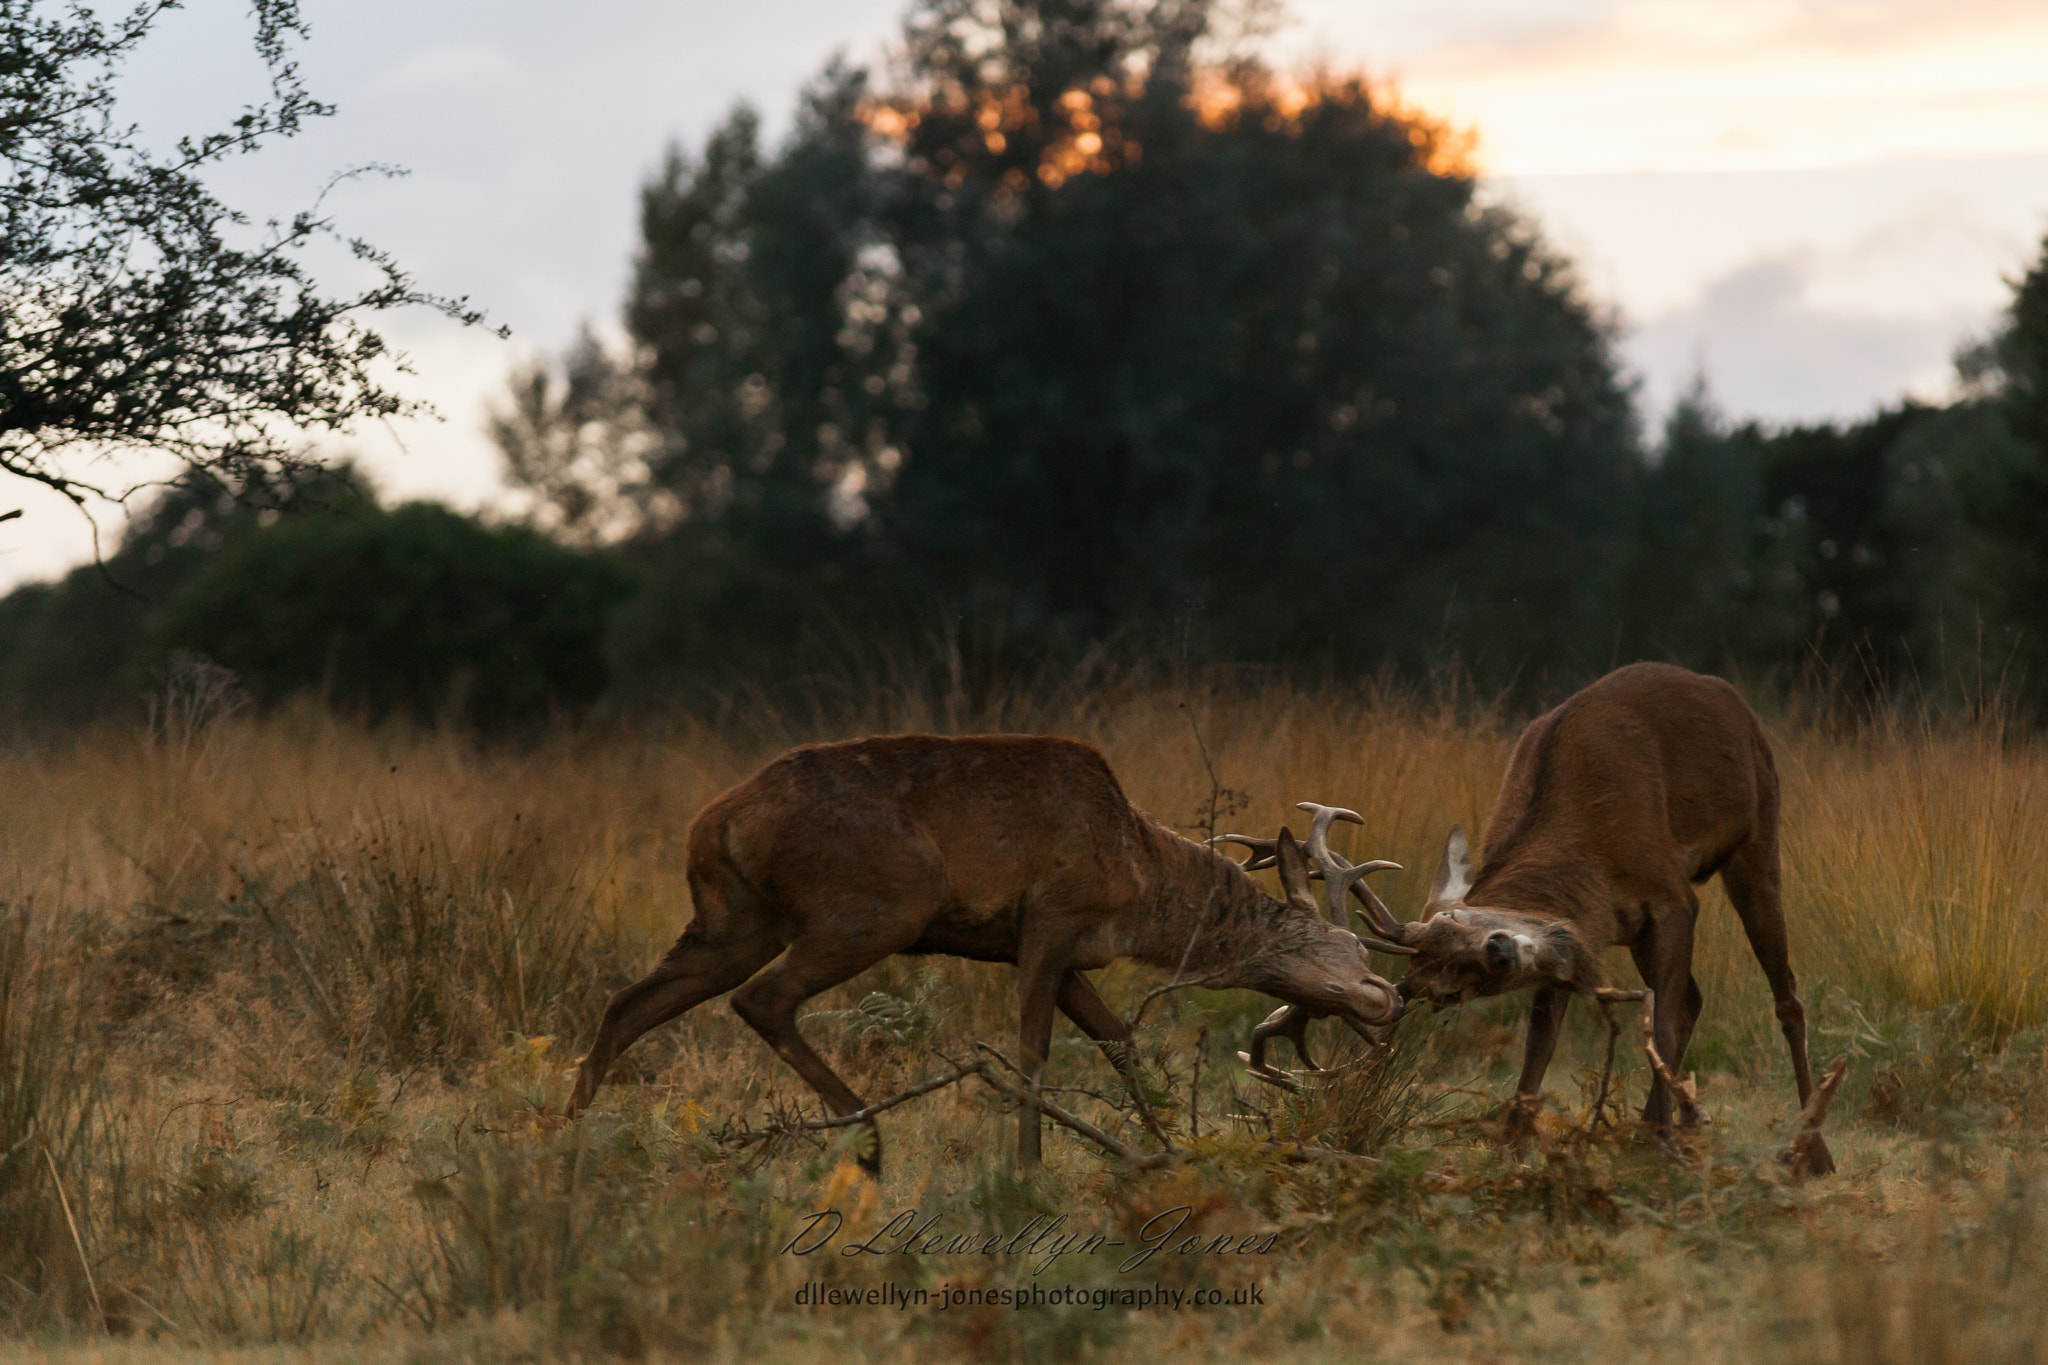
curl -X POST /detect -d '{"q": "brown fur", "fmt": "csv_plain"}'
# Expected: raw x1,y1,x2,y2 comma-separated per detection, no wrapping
567,734,1401,1172
1394,663,1831,1173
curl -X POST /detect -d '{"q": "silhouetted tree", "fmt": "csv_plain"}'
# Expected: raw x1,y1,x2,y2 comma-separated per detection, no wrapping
500,0,1641,694
0,0,494,519
1961,228,2048,693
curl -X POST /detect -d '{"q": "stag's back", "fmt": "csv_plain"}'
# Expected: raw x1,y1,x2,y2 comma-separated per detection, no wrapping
684,735,1158,942
1478,663,1775,896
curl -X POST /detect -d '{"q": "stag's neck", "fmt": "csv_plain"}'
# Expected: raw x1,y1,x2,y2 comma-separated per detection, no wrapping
1469,848,1610,927
1123,819,1320,985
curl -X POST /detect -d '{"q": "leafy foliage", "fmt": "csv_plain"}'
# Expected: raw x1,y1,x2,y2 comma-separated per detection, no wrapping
0,465,366,730
0,0,495,511
1626,391,2021,696
0,470,626,733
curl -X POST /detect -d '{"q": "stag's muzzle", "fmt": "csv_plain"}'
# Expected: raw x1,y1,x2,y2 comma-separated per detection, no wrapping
1351,976,1404,1028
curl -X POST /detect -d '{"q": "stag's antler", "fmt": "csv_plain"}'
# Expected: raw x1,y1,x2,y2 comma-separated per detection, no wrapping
1295,802,1413,952
1212,805,1413,951
1211,805,1365,879
1208,832,1285,870
1218,802,1413,1091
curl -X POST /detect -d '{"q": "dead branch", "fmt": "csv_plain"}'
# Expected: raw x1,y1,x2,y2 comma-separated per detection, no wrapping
801,1062,980,1130
702,1038,1399,1177
1780,1056,1848,1182
968,1043,1170,1167
1637,989,1709,1129
720,1062,978,1149
1588,987,1646,1130
1106,1038,1176,1152
1253,1139,1381,1169
1127,967,1233,1032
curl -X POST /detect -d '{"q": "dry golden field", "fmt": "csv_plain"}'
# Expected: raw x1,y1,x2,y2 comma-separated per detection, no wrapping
4,676,2048,1363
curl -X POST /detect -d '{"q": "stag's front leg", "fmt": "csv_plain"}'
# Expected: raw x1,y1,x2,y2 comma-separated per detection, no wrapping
1058,970,1171,1149
1630,907,1698,1136
1014,940,1074,1171
1502,985,1570,1141
569,921,780,1115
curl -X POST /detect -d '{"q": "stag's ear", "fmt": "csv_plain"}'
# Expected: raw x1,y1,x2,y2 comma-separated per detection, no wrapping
1274,828,1320,914
1428,824,1473,910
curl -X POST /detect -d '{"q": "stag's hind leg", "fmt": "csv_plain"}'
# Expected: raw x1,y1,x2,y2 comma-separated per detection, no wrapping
728,924,926,1177
1722,835,1834,1174
570,917,782,1114
1056,970,1135,1068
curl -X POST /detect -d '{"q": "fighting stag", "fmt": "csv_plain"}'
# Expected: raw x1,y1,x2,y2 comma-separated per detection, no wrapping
565,734,1404,1174
1329,663,1833,1172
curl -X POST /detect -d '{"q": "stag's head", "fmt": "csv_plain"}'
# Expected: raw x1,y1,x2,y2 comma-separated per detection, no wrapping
1211,811,1408,1030
1389,826,1600,1007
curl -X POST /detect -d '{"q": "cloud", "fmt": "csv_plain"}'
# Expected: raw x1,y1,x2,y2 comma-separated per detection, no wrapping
1623,249,1988,426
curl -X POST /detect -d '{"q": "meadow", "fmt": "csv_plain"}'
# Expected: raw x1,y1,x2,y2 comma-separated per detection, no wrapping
3,672,2048,1363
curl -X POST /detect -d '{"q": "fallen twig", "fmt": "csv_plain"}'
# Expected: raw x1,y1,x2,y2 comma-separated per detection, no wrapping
722,1061,979,1147
1092,1038,1175,1153
968,1043,1168,1167
706,1039,1395,1176
1252,1139,1381,1169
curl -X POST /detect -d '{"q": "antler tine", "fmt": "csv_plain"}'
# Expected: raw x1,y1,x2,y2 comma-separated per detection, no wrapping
1296,802,1366,926
1208,833,1282,871
1354,929,1417,957
1347,867,1413,944
1296,802,1364,859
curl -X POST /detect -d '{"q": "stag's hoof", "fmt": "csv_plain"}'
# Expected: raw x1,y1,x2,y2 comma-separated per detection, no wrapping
1498,1093,1544,1144
1781,1133,1836,1181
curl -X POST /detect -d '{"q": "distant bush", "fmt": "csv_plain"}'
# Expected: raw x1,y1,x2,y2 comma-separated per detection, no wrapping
156,501,630,730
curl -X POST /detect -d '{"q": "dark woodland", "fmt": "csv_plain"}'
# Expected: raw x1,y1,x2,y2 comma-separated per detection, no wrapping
4,0,2046,729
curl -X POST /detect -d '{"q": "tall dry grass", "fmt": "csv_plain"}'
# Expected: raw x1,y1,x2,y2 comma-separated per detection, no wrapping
9,674,2047,1103
3,674,2048,1357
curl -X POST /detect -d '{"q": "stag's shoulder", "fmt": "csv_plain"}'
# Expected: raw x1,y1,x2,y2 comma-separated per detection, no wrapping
1573,662,1751,716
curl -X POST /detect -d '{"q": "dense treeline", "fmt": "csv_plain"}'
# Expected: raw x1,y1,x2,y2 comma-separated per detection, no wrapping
0,469,625,731
2,0,2044,731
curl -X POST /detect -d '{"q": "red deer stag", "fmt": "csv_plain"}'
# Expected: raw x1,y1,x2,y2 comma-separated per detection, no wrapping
566,734,1404,1173
1291,663,1832,1172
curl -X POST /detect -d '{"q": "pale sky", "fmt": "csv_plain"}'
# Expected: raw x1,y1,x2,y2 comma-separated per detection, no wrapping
4,0,2046,587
